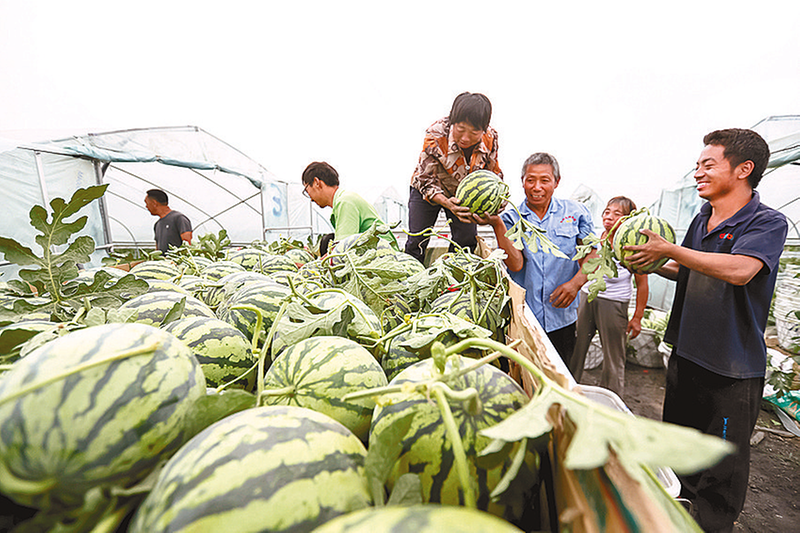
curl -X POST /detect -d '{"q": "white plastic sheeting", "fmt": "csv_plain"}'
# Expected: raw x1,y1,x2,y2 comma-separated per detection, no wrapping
0,126,330,275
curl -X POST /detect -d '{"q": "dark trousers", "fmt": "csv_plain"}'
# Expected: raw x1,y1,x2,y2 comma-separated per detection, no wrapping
663,354,763,533
547,322,577,366
404,187,477,263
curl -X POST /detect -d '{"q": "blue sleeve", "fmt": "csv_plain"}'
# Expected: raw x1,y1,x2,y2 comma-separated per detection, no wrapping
732,209,788,274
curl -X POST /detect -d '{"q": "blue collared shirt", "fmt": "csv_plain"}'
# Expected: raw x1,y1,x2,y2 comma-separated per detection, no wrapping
501,197,594,332
664,191,787,378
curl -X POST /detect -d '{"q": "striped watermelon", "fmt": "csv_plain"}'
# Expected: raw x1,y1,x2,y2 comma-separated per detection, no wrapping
284,247,315,266
162,316,256,390
430,290,507,342
129,260,181,280
370,355,537,518
120,290,216,326
612,212,676,273
129,405,372,533
201,271,272,310
455,169,509,216
311,504,525,533
0,323,206,509
216,281,292,347
263,336,388,440
199,260,247,281
226,247,275,270
145,279,191,295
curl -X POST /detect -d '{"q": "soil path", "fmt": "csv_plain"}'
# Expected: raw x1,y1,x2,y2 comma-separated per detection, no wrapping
580,362,800,532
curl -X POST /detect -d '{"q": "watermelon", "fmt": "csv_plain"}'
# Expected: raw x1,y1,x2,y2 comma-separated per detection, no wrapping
227,247,276,270
120,290,216,326
0,323,206,508
201,271,272,309
370,355,537,518
162,316,256,390
263,336,388,440
199,260,247,281
145,279,191,295
430,289,507,342
216,281,292,347
612,212,676,273
311,504,525,533
285,247,315,266
129,260,181,280
455,169,509,216
129,405,372,533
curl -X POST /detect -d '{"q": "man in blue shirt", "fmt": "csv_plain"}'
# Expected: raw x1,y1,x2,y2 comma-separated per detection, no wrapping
478,152,593,361
625,129,787,532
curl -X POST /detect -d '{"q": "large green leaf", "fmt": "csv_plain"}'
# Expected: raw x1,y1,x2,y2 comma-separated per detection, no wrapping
480,383,734,478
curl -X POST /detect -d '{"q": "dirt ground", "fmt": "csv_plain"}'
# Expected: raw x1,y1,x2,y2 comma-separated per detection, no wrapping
581,361,800,532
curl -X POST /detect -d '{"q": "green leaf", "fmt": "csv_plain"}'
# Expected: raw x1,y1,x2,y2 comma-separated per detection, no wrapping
393,313,493,354
576,232,619,302
184,390,256,440
480,384,734,479
365,410,416,505
504,217,568,259
386,474,424,506
159,296,187,327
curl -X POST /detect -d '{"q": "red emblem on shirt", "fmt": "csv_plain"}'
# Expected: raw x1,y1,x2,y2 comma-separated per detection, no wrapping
719,233,734,240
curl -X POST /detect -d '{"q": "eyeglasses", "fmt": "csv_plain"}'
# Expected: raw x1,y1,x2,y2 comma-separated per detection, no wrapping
302,183,311,198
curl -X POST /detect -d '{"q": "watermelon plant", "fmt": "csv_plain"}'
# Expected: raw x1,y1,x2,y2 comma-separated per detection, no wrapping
0,185,149,325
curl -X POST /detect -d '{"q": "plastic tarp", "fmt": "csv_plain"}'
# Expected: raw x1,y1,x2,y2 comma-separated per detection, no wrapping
648,116,800,310
0,126,331,276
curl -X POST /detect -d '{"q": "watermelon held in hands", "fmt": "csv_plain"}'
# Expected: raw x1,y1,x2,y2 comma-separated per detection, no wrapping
612,213,676,273
455,169,509,216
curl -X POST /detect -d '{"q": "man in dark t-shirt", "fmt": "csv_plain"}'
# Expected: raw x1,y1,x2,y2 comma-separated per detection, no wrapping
625,129,787,532
145,189,192,253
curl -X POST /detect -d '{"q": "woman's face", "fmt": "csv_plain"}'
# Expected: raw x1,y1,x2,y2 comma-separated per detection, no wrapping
602,202,628,232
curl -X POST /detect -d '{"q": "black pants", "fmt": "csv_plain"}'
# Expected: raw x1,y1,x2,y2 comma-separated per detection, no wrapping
404,187,477,263
547,322,577,367
663,354,763,533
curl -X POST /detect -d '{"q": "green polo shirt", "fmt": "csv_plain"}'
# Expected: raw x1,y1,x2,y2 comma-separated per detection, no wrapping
331,189,398,249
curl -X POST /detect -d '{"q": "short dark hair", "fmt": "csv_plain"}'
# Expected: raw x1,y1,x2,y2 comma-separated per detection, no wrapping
302,162,339,187
146,189,168,205
606,196,637,216
521,152,561,182
703,128,770,189
449,92,492,131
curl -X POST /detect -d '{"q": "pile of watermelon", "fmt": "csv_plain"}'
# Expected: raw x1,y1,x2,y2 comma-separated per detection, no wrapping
0,220,545,532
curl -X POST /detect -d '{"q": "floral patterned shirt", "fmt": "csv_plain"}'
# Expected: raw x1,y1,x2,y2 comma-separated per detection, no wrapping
410,117,502,201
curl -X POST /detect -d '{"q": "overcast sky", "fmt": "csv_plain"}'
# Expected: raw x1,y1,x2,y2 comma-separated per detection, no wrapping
2,1,799,213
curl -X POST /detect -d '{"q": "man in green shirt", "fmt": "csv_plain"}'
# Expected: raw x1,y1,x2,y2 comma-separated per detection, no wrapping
302,161,399,250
